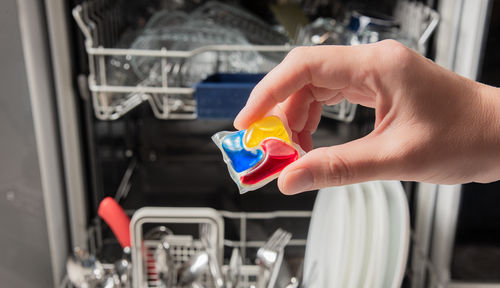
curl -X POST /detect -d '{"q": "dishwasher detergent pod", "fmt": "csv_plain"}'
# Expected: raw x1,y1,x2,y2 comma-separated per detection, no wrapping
212,116,302,194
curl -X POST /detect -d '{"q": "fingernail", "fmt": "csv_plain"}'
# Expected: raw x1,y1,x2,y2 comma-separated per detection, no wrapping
282,168,314,195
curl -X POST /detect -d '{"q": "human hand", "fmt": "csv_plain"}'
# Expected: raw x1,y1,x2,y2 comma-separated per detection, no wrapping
234,40,500,194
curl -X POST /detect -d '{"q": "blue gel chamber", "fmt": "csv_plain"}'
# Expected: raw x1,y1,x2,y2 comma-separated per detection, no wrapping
221,130,263,173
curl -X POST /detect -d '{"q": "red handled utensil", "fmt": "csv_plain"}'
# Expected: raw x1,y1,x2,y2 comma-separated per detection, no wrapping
98,197,157,281
98,197,131,248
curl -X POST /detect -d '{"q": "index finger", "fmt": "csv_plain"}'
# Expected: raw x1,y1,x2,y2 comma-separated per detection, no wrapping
234,44,376,129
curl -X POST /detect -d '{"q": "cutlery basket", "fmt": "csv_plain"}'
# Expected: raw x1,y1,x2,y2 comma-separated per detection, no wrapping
129,207,311,288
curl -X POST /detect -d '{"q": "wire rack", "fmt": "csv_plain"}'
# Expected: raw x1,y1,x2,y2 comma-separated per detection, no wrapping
127,208,311,288
72,0,438,123
71,1,363,122
58,206,457,288
142,237,209,288
58,179,451,288
72,1,291,121
141,239,261,288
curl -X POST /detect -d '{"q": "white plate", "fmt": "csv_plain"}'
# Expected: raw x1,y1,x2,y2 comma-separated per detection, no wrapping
324,186,350,287
358,182,378,288
358,181,389,288
381,181,410,288
343,184,367,288
303,189,329,288
372,181,390,288
303,186,349,288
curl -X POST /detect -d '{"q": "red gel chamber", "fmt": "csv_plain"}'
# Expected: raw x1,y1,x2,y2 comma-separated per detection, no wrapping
240,139,298,185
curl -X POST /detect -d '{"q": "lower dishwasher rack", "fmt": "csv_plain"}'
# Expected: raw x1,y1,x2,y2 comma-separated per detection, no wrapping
61,208,312,288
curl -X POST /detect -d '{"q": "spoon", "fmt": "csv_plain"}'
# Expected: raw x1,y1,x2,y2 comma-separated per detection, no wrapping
154,235,176,287
114,247,132,288
102,273,121,288
177,251,210,286
227,248,242,288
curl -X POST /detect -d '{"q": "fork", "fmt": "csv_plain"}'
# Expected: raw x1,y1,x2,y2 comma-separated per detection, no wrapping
256,228,292,288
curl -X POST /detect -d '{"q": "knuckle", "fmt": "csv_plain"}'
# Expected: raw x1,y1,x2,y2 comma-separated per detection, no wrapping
286,46,309,61
321,147,354,186
376,39,414,72
377,39,403,49
284,46,313,83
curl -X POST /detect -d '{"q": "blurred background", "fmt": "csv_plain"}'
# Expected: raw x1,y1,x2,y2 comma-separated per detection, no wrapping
0,0,499,287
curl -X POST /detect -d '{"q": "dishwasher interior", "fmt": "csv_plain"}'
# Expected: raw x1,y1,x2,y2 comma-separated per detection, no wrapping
63,0,439,287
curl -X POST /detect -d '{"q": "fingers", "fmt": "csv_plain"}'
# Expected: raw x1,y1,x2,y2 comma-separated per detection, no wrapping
234,44,377,129
303,101,323,133
291,102,323,152
277,133,396,194
251,84,324,152
279,85,315,133
276,89,323,151
298,131,314,152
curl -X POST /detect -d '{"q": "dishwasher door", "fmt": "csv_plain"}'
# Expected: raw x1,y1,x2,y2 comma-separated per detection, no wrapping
0,0,69,287
37,0,495,288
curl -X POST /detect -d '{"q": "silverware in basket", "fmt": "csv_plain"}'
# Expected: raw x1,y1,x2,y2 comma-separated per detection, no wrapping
177,251,210,287
256,228,292,288
226,248,243,288
201,224,226,288
66,248,106,288
154,235,176,288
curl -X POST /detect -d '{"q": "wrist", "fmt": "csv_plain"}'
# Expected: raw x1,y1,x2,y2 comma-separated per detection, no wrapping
475,84,500,183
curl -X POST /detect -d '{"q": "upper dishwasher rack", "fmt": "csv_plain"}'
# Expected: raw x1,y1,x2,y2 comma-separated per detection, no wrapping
73,0,438,122
73,1,293,121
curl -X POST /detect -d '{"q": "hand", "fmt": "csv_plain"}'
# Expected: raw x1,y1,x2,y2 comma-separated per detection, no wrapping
234,40,500,195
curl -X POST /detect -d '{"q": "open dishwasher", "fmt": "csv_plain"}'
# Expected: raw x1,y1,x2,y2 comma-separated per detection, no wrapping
58,1,441,287
6,0,496,287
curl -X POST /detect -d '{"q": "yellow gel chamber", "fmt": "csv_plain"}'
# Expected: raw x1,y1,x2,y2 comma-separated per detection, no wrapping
243,116,291,149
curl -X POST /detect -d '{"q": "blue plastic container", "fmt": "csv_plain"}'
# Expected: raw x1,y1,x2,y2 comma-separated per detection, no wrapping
194,73,265,119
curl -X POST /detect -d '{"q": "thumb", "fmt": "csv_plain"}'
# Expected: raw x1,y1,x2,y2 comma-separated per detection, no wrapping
278,134,395,194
